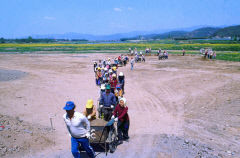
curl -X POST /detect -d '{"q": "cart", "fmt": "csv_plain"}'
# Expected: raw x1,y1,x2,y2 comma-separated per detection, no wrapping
79,118,118,156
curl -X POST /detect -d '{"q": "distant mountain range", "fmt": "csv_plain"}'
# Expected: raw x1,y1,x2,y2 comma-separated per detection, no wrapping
145,27,220,40
132,25,240,40
213,25,240,37
31,25,240,41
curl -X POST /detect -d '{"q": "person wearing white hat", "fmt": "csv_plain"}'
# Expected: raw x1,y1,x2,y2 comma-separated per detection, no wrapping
100,84,105,96
112,97,129,144
110,73,118,93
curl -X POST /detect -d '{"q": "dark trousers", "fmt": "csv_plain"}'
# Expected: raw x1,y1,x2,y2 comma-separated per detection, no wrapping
96,78,102,86
111,88,115,94
101,108,113,121
117,120,129,141
122,84,125,93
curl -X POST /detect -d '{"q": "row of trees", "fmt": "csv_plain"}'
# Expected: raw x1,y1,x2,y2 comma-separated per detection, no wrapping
231,35,240,41
0,36,88,43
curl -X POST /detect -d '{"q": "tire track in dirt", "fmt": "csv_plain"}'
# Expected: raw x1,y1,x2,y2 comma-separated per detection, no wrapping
127,75,169,114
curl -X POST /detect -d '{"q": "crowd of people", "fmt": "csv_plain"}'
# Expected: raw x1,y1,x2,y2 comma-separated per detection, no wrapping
62,55,132,158
129,47,146,63
128,47,151,55
200,48,217,59
94,55,128,87
94,55,130,145
145,47,152,54
157,48,169,60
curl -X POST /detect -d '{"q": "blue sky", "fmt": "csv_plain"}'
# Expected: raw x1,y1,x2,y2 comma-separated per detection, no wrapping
0,0,239,38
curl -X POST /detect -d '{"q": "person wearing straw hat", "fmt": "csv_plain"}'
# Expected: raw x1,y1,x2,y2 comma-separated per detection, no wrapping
63,101,95,158
83,99,96,121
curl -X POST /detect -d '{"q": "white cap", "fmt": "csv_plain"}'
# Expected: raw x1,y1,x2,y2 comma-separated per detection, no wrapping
119,72,124,76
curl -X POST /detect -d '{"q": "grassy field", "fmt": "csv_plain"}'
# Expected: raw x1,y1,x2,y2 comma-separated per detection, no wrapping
215,52,240,62
1,43,240,51
0,43,239,62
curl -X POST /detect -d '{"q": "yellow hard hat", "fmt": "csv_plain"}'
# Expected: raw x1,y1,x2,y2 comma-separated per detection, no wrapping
112,66,117,71
86,99,93,109
97,67,101,70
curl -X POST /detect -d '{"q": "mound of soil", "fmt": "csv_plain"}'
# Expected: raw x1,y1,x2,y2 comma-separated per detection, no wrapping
0,114,55,157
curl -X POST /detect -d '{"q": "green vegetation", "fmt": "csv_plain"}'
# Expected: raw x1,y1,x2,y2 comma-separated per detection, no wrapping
1,43,240,51
0,41,239,62
215,52,240,62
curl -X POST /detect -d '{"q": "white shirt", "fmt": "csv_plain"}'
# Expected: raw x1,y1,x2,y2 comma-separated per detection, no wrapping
131,59,134,64
63,111,90,138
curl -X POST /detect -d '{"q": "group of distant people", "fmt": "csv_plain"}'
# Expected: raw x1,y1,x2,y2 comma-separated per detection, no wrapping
128,47,151,55
129,47,146,64
200,48,217,59
157,48,169,60
94,56,128,86
145,48,151,54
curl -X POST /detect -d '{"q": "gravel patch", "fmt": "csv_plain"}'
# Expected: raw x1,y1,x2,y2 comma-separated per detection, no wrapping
0,69,27,81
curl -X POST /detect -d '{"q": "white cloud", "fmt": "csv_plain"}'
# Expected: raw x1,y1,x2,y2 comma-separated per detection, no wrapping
43,16,56,20
114,8,122,12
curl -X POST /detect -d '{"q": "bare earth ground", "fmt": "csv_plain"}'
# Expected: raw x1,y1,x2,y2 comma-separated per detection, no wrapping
0,53,239,158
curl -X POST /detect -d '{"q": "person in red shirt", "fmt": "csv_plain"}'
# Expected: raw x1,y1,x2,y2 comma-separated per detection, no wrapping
112,97,129,144
110,73,118,93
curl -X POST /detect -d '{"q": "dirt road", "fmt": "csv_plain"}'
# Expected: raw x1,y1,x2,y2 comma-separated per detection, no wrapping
0,53,239,158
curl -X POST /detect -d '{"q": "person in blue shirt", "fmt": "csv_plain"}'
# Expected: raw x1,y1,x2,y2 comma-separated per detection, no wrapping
99,84,116,121
118,72,125,94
